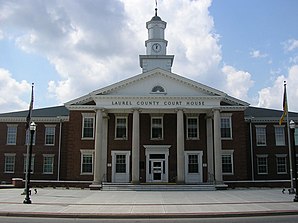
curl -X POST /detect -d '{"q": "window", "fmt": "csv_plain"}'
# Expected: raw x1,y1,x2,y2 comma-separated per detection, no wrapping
82,114,95,139
81,150,93,174
222,150,234,175
187,117,199,139
257,155,268,174
43,155,54,174
7,125,17,145
45,126,55,145
116,154,126,173
25,129,36,145
24,155,35,173
151,117,163,139
256,126,266,146
115,117,127,139
276,155,287,174
4,154,15,173
220,116,232,139
151,85,166,94
188,154,199,173
275,126,285,146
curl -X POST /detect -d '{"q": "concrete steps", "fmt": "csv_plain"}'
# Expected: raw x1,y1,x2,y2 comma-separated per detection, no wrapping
101,182,220,191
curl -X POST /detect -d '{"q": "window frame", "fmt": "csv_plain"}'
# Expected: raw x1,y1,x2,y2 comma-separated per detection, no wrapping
115,154,127,173
6,125,18,145
80,150,94,175
220,114,232,140
257,155,268,175
43,154,54,174
186,116,199,140
4,153,16,173
256,125,267,146
45,125,56,146
222,150,234,175
115,116,128,140
187,154,199,174
276,154,287,174
151,116,163,140
81,113,95,139
274,125,285,146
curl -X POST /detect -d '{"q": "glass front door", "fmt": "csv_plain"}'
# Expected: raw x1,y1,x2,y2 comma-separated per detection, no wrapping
152,161,163,181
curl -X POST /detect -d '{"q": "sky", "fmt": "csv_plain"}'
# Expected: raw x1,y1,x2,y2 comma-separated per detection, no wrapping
0,0,298,113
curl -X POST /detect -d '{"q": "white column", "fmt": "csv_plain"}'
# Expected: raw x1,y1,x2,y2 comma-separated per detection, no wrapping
101,115,108,182
176,109,185,183
93,109,103,185
206,115,214,182
132,109,140,183
213,109,223,183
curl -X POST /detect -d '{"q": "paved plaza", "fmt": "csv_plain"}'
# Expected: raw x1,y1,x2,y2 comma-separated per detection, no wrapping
0,188,298,218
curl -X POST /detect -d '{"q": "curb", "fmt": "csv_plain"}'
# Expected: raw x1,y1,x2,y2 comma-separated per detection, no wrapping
1,210,298,219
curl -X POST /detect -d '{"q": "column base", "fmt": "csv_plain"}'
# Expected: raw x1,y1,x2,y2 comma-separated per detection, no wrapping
89,182,102,190
131,180,140,185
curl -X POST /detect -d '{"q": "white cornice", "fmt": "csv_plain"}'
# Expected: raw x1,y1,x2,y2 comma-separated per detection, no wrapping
0,116,69,123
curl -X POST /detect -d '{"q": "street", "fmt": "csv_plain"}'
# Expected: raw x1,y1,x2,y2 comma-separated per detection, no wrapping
1,215,298,223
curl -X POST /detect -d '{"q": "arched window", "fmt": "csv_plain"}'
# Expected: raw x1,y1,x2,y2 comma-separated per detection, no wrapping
151,85,166,94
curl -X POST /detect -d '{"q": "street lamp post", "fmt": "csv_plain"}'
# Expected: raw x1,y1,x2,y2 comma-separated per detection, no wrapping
23,122,36,204
289,120,298,202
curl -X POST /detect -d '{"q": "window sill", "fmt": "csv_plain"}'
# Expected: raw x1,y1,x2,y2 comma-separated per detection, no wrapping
81,138,95,140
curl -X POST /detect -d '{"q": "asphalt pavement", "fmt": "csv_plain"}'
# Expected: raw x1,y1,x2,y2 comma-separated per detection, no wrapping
0,188,298,218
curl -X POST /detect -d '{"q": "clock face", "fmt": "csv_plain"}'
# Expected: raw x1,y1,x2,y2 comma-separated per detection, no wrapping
152,43,161,53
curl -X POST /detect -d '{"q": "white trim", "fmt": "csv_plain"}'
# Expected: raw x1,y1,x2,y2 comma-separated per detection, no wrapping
144,145,171,183
43,154,55,174
186,116,199,140
111,151,131,183
256,154,268,175
81,113,95,140
184,151,203,183
4,153,16,173
80,150,94,175
44,125,56,146
220,115,233,140
222,150,234,175
114,116,128,140
150,116,163,140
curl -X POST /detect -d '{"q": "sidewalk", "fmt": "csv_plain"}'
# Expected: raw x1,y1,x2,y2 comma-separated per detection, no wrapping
0,188,298,218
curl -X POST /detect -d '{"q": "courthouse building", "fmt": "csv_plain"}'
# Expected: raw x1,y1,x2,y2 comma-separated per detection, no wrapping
1,10,298,189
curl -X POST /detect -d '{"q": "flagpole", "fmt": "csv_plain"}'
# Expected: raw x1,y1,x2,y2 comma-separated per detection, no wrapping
282,81,294,193
287,110,295,193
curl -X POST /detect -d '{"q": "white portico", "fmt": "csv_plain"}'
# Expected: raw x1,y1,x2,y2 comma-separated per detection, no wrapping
65,8,248,188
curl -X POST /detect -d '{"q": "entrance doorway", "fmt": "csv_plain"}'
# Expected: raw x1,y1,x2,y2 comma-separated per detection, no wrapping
151,160,163,182
144,145,171,183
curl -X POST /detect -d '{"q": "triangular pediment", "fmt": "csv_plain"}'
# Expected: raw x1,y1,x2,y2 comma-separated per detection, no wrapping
93,68,224,97
65,68,248,109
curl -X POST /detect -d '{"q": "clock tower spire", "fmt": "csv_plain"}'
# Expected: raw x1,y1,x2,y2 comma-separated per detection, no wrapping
139,5,174,73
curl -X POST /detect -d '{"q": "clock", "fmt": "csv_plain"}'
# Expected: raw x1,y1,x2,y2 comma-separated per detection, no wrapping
152,43,161,53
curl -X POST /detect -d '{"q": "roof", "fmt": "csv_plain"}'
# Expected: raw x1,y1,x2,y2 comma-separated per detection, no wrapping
0,105,69,118
244,106,298,122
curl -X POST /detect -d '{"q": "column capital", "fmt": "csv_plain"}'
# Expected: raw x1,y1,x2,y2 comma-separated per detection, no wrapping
94,107,106,113
131,108,142,113
212,108,221,113
175,108,185,113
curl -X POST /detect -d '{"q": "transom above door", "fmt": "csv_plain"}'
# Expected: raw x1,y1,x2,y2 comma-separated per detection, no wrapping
144,145,171,183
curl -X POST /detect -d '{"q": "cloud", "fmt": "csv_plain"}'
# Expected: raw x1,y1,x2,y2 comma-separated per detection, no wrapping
257,65,298,111
250,50,268,58
0,68,31,112
0,0,225,104
284,39,298,52
221,65,254,101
